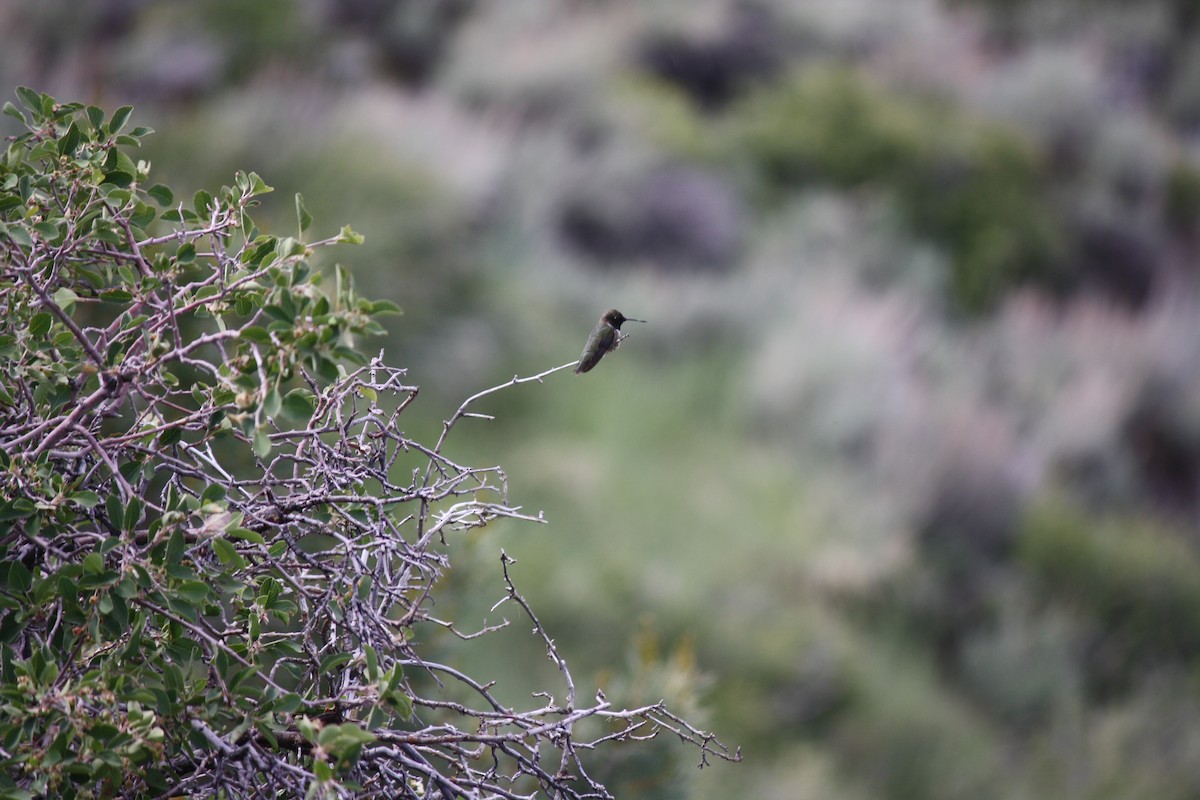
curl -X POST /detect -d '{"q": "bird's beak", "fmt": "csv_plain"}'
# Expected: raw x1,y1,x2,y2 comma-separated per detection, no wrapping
627,318,647,323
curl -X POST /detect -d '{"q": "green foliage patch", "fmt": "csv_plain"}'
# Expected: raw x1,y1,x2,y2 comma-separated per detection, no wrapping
1019,499,1200,665
0,89,735,798
639,66,1065,312
0,88,393,798
726,67,1064,311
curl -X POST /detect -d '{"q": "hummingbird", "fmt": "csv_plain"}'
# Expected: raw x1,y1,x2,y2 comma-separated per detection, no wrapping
575,309,646,374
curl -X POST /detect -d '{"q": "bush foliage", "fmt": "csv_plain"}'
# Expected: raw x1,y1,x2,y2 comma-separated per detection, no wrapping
0,90,735,799
724,68,1064,311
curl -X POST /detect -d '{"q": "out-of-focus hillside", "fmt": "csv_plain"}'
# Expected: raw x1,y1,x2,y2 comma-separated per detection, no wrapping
7,1,1200,796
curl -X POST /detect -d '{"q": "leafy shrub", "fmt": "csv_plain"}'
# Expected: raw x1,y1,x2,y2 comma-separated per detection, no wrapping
1019,499,1200,678
0,89,735,798
724,67,1064,312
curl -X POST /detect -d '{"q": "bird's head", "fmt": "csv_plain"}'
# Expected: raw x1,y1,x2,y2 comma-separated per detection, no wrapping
605,309,646,328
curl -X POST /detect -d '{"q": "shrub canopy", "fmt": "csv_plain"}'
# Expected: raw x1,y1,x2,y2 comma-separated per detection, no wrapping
0,89,735,799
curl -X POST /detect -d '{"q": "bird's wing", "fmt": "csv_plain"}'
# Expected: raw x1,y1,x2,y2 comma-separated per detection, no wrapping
575,326,615,373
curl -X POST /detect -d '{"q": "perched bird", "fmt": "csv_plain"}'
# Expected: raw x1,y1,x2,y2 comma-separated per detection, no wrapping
575,309,646,374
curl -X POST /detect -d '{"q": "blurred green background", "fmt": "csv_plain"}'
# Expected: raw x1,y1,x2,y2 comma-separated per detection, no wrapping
8,0,1200,796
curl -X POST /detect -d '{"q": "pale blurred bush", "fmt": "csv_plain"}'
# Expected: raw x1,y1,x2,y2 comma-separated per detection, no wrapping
717,66,1064,311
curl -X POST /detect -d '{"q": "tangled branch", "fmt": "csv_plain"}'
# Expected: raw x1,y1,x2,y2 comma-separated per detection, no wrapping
0,89,737,798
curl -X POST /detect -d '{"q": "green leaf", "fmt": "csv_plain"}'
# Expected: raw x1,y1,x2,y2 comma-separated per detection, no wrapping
335,264,350,304
100,188,132,207
100,288,134,303
318,723,376,749
83,552,105,575
103,494,123,531
258,576,281,605
53,287,78,315
246,171,272,197
119,458,144,486
272,693,304,714
319,653,352,675
262,387,282,418
124,497,144,532
102,171,134,188
102,592,128,630
147,184,174,206
130,203,156,229
385,664,404,693
176,580,210,604
211,537,241,567
29,312,52,338
244,237,277,266
5,225,33,249
16,86,42,113
200,484,227,505
368,299,403,316
71,490,102,509
89,722,121,745
3,101,25,123
106,337,126,366
262,304,292,323
193,190,214,217
58,121,83,156
384,687,413,721
317,723,375,763
162,530,185,569
34,220,61,239
176,242,196,264
233,293,259,316
0,498,35,520
7,560,32,594
282,388,316,420
226,527,265,545
295,193,313,234
364,644,378,681
275,236,306,259
239,326,272,345
86,105,104,131
336,225,365,245
252,427,272,460
108,105,134,134
92,225,122,245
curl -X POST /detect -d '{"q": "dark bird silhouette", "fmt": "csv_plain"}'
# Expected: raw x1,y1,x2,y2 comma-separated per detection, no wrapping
575,309,646,374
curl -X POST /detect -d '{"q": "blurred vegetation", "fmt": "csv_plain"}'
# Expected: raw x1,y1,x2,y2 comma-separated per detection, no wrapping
653,65,1066,311
6,0,1200,797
